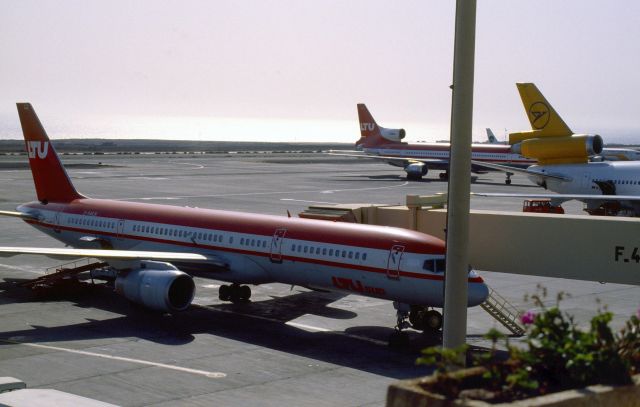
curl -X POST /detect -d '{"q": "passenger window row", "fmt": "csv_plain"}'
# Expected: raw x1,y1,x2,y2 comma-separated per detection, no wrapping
131,223,228,243
239,237,268,248
68,217,114,229
290,244,367,261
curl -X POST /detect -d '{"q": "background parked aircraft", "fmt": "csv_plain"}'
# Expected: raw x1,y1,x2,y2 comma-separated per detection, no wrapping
475,83,640,216
330,104,535,183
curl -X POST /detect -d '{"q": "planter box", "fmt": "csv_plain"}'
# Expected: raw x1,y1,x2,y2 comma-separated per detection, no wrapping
386,370,640,407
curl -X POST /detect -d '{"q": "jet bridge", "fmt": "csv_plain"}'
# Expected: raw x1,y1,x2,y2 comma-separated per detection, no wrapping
299,194,640,286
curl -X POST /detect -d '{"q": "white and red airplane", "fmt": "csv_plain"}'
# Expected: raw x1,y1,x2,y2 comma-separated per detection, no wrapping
330,104,535,184
0,103,489,343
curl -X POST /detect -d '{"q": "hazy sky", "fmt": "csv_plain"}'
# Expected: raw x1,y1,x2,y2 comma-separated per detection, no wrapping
1,1,639,141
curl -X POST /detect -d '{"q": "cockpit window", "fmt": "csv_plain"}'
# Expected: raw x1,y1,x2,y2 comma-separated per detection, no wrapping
423,258,446,273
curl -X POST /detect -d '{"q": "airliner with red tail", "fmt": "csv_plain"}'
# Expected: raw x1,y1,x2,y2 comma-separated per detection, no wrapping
331,104,535,184
0,103,488,341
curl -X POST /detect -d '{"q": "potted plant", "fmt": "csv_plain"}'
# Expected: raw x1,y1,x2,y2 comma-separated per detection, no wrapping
387,288,640,406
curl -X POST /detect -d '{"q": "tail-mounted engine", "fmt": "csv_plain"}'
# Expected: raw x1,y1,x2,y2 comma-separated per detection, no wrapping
380,126,406,142
115,261,195,312
510,133,603,165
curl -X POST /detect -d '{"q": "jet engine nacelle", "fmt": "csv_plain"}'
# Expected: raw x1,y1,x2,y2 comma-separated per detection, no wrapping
379,126,406,142
511,134,603,165
405,162,428,179
115,261,195,312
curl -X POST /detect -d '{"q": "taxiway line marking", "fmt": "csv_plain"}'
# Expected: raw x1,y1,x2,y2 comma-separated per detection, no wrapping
284,321,331,332
0,263,43,275
168,162,206,169
1,339,226,379
198,305,388,346
280,199,341,205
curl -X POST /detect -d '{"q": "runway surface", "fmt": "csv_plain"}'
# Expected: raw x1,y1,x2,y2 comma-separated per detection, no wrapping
0,152,637,406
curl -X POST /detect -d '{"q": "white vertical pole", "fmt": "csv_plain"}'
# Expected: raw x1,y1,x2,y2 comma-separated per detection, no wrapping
443,0,477,351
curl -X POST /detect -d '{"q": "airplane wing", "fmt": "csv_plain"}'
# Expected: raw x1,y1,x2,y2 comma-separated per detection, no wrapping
327,151,449,166
0,210,38,221
472,192,640,201
0,247,224,265
470,160,571,182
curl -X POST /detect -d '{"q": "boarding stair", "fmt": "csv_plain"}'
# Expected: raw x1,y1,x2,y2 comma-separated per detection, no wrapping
480,286,526,336
21,258,109,290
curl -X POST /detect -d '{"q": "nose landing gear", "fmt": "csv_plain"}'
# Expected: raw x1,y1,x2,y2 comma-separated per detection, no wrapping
388,303,443,348
219,283,252,303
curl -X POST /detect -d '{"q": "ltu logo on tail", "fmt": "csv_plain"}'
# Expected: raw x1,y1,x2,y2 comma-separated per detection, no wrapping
360,123,375,131
28,141,49,159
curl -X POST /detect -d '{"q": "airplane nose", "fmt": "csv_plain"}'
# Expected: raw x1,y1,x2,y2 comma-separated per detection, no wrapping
468,281,489,306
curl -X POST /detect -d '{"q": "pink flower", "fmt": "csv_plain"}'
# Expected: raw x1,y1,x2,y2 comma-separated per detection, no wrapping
521,310,536,325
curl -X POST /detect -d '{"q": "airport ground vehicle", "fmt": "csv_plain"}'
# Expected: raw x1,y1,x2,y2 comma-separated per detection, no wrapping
522,199,564,214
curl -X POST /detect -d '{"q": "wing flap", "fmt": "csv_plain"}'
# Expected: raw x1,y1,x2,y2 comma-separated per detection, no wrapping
328,151,448,165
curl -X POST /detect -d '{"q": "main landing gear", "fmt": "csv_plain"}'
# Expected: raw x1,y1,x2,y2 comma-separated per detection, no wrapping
505,172,513,185
219,283,251,303
388,303,444,348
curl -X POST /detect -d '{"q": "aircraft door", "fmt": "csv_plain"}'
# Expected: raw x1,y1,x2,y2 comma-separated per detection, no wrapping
270,228,287,263
116,219,126,239
581,172,592,191
53,211,61,233
386,245,405,279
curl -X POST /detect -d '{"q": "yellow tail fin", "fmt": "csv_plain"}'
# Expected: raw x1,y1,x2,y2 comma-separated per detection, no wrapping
516,83,572,137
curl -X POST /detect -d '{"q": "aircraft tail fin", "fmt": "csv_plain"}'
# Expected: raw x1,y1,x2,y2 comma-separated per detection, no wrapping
356,104,386,148
17,103,84,203
486,128,498,143
516,83,572,137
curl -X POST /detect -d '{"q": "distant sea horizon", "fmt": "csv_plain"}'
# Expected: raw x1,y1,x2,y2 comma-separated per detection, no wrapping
0,114,638,145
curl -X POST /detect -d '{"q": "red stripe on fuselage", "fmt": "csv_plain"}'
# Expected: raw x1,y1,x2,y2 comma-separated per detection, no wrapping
22,199,445,253
27,219,480,282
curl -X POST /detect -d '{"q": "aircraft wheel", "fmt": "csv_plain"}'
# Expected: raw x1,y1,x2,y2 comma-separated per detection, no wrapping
423,310,443,332
239,285,251,301
219,284,231,301
229,284,248,304
409,306,427,331
388,331,410,348
505,179,512,185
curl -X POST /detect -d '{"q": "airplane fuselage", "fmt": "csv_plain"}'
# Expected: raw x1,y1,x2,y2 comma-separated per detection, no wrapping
18,198,488,307
363,142,535,170
530,161,640,196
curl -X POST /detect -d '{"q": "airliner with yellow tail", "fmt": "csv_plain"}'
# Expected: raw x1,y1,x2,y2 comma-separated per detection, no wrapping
473,83,640,216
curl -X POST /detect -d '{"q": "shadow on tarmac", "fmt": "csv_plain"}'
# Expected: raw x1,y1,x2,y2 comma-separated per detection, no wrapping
0,279,437,379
